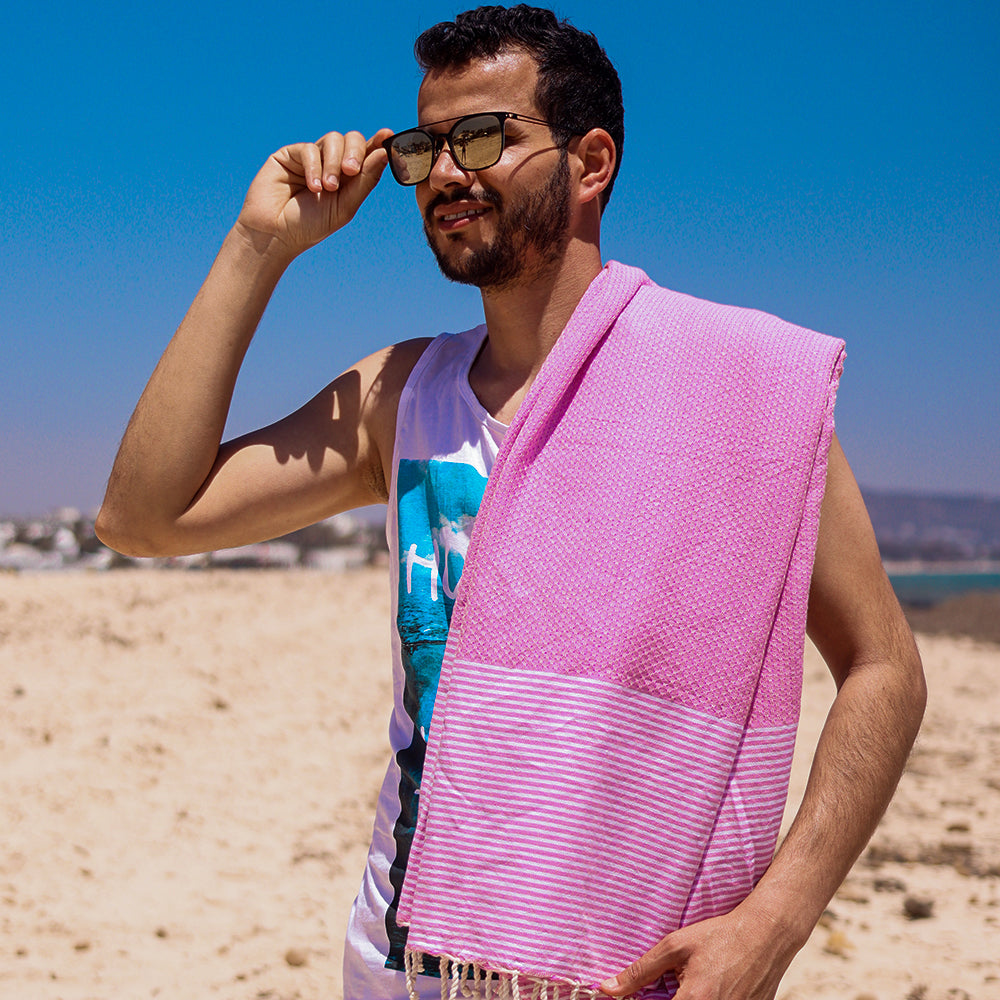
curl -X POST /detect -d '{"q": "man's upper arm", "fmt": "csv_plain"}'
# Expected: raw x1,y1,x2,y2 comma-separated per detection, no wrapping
161,337,431,555
806,434,921,688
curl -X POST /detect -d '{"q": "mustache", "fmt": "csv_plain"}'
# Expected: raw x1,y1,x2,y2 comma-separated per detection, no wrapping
423,187,504,228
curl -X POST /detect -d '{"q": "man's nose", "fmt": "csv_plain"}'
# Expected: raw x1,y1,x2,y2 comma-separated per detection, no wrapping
427,141,474,190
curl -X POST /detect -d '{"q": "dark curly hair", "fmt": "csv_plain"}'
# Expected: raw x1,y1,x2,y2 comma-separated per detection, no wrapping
415,5,624,207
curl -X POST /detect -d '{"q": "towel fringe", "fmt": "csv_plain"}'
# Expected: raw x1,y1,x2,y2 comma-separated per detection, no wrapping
405,947,423,1000
405,949,607,1000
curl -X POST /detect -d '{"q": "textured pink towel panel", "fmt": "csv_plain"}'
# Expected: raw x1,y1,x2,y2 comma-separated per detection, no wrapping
450,280,840,722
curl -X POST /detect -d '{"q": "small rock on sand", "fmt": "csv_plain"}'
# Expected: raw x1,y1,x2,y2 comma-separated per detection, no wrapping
903,896,935,919
823,930,854,957
284,946,308,967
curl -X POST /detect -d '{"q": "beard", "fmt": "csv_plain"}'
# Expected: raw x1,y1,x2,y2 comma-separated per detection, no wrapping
423,151,572,291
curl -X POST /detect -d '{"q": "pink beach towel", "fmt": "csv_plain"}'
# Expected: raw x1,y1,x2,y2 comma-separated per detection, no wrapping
398,262,845,999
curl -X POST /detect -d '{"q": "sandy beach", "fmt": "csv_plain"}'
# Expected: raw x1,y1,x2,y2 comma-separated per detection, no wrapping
1,569,997,1000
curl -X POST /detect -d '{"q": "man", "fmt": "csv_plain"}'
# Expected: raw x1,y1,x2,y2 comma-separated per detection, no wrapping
96,6,925,999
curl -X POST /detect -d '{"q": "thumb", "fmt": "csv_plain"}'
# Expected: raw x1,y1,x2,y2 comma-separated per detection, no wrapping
355,128,392,193
600,933,685,997
332,129,392,224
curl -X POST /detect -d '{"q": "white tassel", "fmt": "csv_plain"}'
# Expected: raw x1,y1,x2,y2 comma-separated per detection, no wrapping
439,956,451,1000
405,951,599,1000
467,963,481,999
405,949,421,1000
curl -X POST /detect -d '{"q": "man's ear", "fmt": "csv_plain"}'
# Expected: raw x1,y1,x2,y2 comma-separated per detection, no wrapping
573,128,616,206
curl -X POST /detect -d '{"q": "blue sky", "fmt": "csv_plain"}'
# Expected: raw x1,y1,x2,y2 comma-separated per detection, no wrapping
2,0,997,516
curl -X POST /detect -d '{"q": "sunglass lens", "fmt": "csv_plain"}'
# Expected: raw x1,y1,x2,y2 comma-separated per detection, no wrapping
389,131,434,185
451,114,503,170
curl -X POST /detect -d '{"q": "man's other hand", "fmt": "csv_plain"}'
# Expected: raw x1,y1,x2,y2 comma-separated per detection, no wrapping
235,128,393,260
599,897,800,1000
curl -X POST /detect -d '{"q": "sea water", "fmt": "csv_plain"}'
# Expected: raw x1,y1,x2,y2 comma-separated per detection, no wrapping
887,570,1000,606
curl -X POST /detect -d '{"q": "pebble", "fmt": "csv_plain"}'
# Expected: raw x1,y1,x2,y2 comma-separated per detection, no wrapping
284,946,308,967
823,929,853,957
836,890,870,904
903,895,935,919
873,876,906,893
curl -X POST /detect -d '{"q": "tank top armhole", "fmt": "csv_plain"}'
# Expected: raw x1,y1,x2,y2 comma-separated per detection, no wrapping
387,332,453,511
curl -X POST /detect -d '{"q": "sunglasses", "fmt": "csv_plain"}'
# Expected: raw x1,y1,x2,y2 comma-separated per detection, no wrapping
382,111,579,186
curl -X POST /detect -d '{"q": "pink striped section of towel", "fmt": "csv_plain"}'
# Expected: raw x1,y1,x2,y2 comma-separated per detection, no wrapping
405,659,796,990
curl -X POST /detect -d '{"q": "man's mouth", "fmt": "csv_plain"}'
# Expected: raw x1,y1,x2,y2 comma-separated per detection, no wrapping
434,205,492,232
440,207,490,222
427,191,501,234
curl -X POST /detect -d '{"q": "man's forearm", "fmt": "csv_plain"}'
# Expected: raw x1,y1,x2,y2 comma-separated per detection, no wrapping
96,227,290,555
752,437,931,945
744,641,926,948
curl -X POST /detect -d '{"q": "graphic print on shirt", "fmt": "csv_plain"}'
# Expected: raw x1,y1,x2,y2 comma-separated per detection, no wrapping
385,457,488,969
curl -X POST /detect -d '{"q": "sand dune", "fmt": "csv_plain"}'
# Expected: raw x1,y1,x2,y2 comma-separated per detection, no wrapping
1,569,997,1000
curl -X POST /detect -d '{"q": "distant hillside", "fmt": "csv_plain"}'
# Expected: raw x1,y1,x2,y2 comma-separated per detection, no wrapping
861,489,1000,563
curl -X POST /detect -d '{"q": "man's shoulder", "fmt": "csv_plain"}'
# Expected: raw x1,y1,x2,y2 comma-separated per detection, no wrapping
359,324,489,422
357,337,435,412
358,329,488,488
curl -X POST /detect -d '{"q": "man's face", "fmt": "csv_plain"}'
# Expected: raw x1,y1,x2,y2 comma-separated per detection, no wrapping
415,50,573,291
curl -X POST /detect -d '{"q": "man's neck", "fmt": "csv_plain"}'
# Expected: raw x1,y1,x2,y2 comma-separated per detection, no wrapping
470,239,603,423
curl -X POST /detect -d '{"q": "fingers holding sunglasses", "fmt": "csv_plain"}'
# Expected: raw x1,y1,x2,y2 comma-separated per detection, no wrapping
314,129,392,227
313,130,388,191
236,131,393,257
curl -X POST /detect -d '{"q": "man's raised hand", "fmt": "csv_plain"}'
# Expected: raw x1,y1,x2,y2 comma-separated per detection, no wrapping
235,128,393,261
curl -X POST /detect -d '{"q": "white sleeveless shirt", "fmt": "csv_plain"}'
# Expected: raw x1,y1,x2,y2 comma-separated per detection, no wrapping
343,326,507,999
